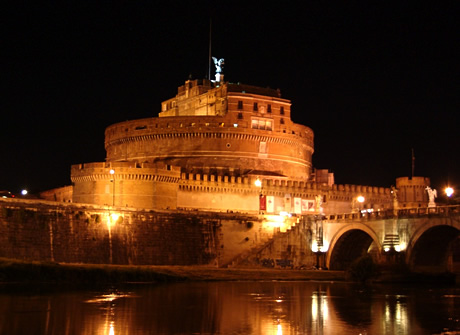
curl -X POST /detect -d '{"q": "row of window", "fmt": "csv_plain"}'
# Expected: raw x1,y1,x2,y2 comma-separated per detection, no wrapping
251,119,273,130
237,101,284,115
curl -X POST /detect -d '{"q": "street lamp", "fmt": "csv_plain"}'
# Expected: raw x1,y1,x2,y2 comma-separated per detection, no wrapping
110,169,115,206
445,187,454,198
352,195,365,214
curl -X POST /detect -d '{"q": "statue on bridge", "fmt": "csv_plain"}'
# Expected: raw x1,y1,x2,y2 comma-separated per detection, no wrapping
425,186,437,208
391,186,399,215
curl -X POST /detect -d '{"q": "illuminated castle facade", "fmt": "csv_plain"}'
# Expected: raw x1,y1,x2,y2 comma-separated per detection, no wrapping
64,74,406,215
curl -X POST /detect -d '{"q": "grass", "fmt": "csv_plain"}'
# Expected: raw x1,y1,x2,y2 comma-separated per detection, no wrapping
0,258,346,285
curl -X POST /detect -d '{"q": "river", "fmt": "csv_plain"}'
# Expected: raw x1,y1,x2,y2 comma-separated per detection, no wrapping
0,281,459,334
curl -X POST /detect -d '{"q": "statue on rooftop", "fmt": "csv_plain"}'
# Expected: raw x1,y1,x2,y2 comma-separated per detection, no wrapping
212,57,224,82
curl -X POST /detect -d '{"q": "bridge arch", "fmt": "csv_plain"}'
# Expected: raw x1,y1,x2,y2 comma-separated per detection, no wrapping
326,223,381,270
406,218,460,273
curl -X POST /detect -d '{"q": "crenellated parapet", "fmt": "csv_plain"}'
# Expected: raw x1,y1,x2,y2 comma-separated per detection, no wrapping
325,184,392,213
329,184,391,200
179,172,322,197
177,171,393,214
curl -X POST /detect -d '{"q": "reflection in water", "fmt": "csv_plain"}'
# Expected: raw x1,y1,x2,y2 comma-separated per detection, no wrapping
0,282,459,334
383,294,409,335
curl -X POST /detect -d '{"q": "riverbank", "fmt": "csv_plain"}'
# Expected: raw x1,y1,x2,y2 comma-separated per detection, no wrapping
0,258,346,285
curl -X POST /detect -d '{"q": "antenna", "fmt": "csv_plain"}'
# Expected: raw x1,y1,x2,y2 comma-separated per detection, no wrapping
411,148,415,178
208,19,212,80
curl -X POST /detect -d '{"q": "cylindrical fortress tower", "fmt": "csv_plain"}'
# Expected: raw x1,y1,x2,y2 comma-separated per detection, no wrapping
104,80,314,180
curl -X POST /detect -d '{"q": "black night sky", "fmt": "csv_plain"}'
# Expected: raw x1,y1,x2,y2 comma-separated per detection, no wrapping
2,1,459,197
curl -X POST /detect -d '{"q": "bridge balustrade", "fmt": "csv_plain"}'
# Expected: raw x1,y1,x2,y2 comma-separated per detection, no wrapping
323,205,459,222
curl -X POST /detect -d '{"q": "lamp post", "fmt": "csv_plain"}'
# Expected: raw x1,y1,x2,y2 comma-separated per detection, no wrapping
352,195,365,214
110,169,115,206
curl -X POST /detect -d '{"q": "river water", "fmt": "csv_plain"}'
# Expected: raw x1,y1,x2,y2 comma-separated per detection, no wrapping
0,281,459,335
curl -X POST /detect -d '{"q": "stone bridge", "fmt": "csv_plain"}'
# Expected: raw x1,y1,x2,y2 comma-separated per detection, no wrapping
312,205,460,273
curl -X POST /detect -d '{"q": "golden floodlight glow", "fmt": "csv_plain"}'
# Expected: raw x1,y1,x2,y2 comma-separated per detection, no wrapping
255,178,262,187
107,213,120,228
263,215,288,231
445,187,454,197
357,195,365,203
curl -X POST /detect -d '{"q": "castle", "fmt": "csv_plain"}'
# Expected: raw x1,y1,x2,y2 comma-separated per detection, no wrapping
3,65,442,270
43,66,431,215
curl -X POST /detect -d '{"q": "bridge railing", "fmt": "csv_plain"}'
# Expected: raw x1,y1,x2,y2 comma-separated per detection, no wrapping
396,205,459,218
324,205,459,222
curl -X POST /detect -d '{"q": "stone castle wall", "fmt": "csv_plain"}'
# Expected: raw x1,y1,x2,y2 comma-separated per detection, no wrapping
0,198,274,266
178,172,392,214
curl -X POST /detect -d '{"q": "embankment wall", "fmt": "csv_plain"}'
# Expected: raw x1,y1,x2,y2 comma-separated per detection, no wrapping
0,199,246,266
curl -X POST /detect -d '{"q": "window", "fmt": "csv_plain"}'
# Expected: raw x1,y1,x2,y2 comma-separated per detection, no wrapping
253,102,258,111
252,118,273,130
280,106,285,115
237,112,243,119
267,104,272,113
280,118,285,125
238,101,243,109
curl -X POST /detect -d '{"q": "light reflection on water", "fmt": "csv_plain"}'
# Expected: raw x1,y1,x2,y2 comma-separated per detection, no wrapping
0,281,459,334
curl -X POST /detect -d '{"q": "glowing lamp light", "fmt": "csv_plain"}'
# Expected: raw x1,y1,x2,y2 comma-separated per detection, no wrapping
277,323,282,335
357,196,365,203
445,187,454,198
279,211,291,217
21,189,28,196
255,178,262,187
109,169,115,175
311,240,329,253
107,213,120,228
